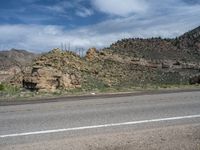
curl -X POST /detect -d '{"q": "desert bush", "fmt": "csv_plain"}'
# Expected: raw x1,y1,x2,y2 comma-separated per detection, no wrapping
0,84,20,96
0,84,4,91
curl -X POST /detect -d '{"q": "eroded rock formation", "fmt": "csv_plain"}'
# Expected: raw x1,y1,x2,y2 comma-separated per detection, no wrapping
21,48,81,92
23,66,80,92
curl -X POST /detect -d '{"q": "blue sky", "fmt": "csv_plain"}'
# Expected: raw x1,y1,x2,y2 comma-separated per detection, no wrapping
0,0,200,52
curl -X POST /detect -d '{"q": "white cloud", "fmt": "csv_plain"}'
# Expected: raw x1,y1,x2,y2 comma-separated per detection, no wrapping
1,0,200,52
0,13,199,52
92,0,148,16
76,7,94,17
31,0,92,19
43,1,75,13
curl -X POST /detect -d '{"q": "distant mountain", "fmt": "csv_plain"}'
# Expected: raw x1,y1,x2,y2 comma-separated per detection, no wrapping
0,49,38,82
0,48,37,70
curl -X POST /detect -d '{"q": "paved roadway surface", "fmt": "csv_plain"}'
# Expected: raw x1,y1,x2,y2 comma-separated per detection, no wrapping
1,91,200,149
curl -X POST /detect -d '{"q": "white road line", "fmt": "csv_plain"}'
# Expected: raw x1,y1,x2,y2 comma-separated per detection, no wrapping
1,114,200,138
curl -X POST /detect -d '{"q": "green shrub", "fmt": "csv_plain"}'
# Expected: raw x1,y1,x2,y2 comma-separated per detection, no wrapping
0,84,20,96
0,84,4,91
82,75,108,92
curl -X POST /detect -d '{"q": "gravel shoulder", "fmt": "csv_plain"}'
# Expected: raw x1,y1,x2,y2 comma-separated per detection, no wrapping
2,124,200,150
1,88,200,106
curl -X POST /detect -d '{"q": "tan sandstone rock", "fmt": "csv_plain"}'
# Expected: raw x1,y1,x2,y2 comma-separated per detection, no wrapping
86,48,98,61
23,65,80,92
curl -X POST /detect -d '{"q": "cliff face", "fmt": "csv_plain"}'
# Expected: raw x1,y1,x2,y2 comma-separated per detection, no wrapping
9,26,200,92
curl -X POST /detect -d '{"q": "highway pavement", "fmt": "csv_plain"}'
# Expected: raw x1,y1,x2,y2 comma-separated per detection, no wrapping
0,91,200,149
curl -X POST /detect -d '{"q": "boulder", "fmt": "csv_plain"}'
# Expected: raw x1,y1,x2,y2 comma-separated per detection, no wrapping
86,48,98,61
23,66,80,92
189,75,200,84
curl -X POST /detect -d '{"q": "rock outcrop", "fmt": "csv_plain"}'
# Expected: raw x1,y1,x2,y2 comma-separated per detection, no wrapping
23,66,80,92
85,48,98,61
20,48,81,92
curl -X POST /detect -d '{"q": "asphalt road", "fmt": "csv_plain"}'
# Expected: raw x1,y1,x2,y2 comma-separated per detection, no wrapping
1,91,200,149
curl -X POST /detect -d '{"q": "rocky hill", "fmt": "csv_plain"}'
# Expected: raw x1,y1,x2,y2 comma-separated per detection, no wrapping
0,49,37,82
0,48,37,69
9,26,200,92
175,26,200,60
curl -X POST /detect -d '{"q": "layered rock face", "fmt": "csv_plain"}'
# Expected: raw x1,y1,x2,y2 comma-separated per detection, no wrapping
23,66,80,92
